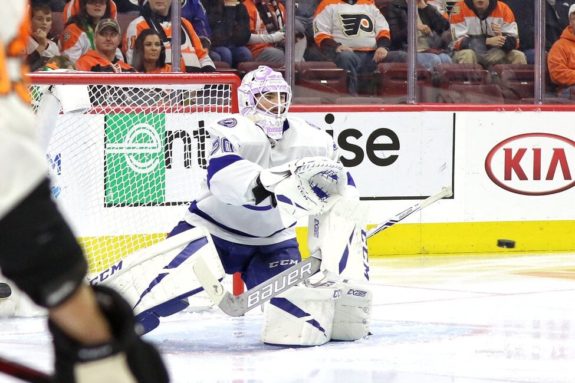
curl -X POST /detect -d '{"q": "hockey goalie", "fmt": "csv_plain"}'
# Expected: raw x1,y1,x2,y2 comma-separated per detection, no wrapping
2,65,372,347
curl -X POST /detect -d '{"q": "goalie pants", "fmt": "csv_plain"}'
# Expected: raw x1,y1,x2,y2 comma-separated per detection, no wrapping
169,221,301,288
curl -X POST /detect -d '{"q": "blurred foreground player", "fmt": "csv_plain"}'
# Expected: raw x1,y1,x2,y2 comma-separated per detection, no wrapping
112,66,372,346
0,1,169,381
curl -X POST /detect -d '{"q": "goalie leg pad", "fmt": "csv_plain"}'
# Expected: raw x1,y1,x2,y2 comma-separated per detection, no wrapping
89,228,225,334
331,282,372,341
308,197,369,283
261,285,339,346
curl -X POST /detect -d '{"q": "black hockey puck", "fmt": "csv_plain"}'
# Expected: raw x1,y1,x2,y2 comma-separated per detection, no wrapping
497,239,516,249
0,282,11,298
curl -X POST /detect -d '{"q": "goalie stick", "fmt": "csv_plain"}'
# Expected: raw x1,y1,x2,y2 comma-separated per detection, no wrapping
0,355,52,383
0,187,452,383
195,186,453,317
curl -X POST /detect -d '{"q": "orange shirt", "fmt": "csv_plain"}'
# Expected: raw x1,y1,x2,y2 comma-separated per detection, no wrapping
243,0,287,58
548,26,575,88
145,64,172,73
75,49,136,72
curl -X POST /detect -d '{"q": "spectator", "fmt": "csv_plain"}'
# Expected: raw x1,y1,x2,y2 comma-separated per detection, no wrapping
502,0,575,65
182,0,213,51
387,0,452,70
450,0,527,67
243,0,307,63
131,28,172,72
27,0,61,72
123,0,215,72
313,0,407,95
49,0,67,11
62,0,117,22
1,2,169,381
548,4,575,94
295,0,329,61
42,55,76,70
428,0,447,14
76,18,136,71
60,0,123,64
201,0,253,67
115,0,140,12
296,0,320,39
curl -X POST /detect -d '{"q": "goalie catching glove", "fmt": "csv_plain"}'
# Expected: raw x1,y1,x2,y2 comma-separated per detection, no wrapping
253,157,347,219
49,285,169,383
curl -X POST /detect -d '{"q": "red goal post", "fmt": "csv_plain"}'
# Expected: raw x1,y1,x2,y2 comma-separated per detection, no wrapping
28,72,244,295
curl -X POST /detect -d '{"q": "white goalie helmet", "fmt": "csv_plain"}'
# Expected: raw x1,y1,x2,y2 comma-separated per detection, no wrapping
238,66,292,140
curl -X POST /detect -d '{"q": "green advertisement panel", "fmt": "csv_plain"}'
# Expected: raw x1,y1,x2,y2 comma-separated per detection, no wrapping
105,113,166,205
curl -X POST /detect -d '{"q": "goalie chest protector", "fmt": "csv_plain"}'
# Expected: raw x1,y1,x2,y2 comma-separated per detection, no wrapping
185,115,339,245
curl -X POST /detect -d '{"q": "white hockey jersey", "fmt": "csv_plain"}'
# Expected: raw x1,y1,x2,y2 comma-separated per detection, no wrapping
313,0,391,51
183,114,345,246
0,0,47,220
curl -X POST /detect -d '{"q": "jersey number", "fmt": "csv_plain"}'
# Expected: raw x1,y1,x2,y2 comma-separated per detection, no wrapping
210,137,235,155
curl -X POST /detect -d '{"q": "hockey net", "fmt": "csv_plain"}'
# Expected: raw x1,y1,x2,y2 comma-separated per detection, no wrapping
28,73,240,277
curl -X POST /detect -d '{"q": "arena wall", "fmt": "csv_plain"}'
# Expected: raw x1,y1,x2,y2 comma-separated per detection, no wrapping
46,106,575,263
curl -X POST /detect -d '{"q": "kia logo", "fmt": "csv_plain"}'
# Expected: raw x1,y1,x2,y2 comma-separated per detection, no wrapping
485,133,575,196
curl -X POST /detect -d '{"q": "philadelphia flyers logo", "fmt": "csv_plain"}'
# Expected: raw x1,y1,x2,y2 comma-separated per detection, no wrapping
340,14,374,36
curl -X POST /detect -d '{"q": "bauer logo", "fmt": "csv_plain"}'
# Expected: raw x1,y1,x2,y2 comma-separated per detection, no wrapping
104,114,166,205
485,133,575,196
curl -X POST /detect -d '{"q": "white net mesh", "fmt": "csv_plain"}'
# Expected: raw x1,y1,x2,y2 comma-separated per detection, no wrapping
29,73,240,274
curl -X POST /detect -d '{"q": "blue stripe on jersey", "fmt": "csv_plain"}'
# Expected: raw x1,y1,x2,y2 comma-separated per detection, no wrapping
189,201,296,238
207,154,243,187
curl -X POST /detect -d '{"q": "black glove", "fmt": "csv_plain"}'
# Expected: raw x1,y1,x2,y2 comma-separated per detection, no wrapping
49,285,169,383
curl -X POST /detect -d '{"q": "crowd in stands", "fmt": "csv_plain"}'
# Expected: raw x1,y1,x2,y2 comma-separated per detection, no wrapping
25,0,575,102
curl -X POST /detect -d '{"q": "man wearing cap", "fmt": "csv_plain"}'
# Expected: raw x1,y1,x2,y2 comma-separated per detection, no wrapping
450,0,527,67
76,18,136,72
548,4,575,92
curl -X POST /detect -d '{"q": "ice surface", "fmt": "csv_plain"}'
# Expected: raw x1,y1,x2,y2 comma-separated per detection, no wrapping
1,253,575,383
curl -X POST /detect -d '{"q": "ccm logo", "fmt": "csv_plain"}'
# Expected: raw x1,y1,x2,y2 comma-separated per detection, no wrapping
485,133,575,195
269,259,298,268
88,260,123,285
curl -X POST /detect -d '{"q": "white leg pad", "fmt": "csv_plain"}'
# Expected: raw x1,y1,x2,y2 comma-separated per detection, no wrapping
87,227,225,315
261,285,339,346
308,197,369,282
331,282,372,341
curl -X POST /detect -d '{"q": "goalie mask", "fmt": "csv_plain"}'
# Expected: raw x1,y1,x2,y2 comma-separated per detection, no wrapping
238,66,292,140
